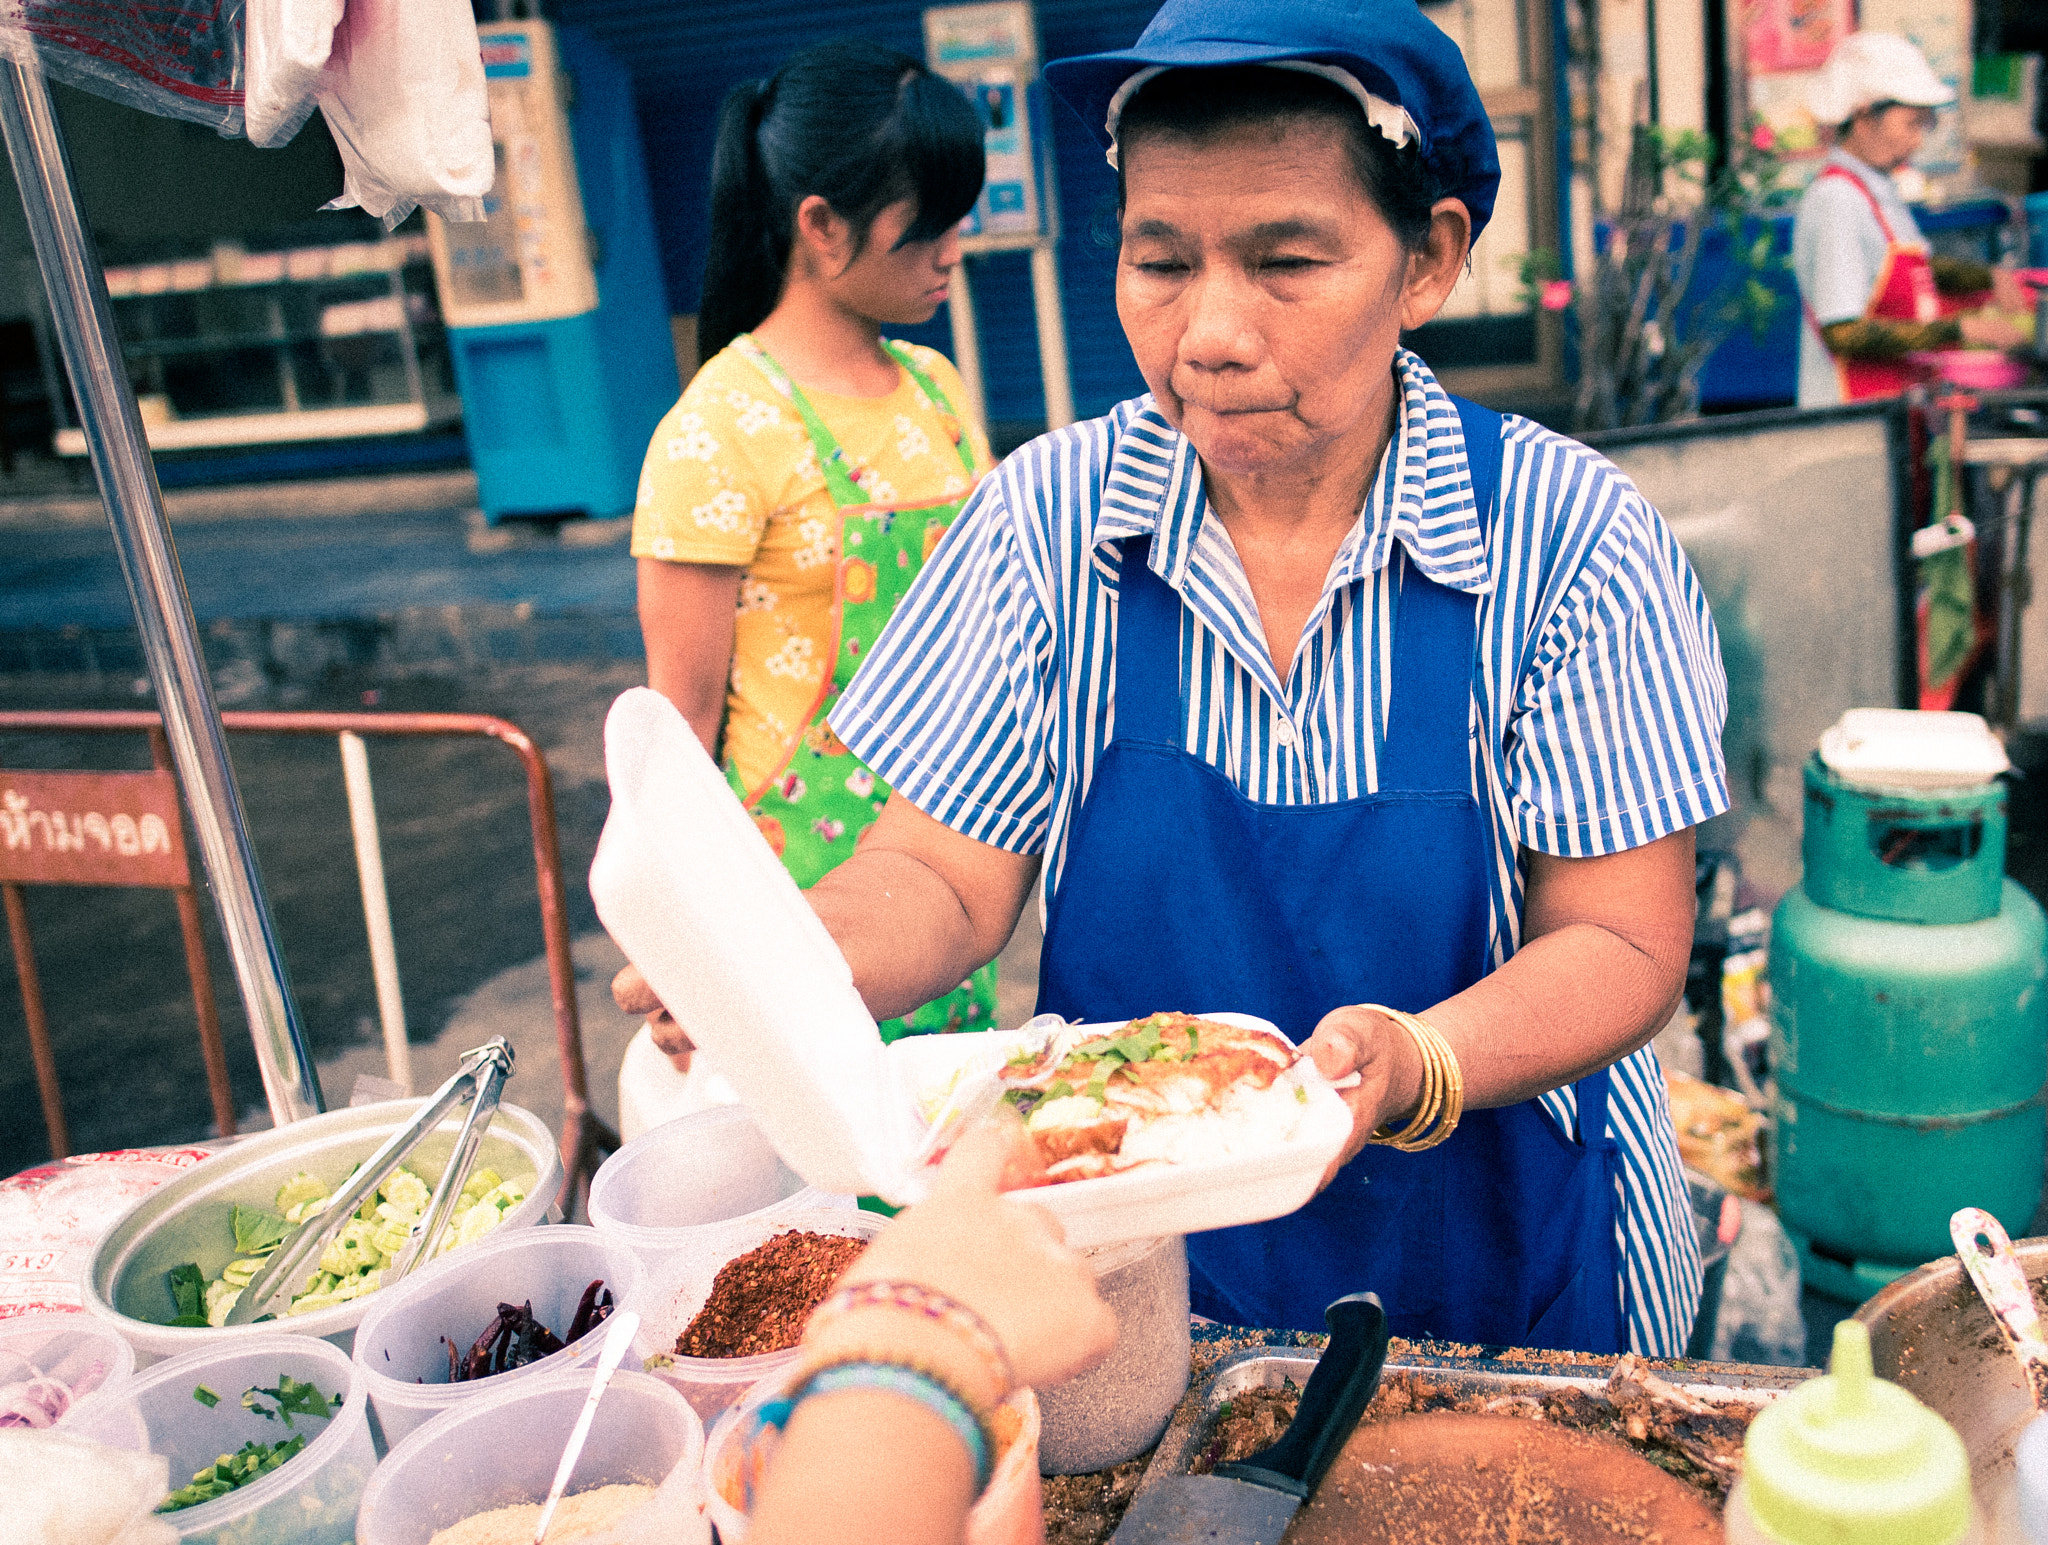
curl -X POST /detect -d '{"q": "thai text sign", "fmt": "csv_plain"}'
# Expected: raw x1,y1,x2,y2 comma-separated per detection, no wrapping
0,770,188,887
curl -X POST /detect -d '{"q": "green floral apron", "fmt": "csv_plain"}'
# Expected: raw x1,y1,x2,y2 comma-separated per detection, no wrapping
728,335,997,1042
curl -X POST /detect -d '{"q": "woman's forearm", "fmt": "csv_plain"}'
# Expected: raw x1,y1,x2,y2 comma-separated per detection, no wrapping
1307,829,1696,1162
1426,909,1687,1109
805,794,1040,1020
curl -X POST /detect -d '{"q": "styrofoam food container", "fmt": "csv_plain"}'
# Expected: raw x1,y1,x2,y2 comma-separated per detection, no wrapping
587,1104,849,1273
629,1207,885,1421
891,1021,1349,1245
350,1223,641,1452
355,1367,707,1545
0,1310,136,1425
703,1369,1041,1545
83,1100,563,1366
592,687,1352,1249
1819,708,2011,789
65,1331,372,1544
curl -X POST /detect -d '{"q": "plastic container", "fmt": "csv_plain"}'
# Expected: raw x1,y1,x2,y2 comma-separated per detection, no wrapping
2018,1413,2048,1544
82,1099,563,1367
591,686,1352,1248
1818,709,2010,791
349,1223,642,1451
0,1310,135,1427
355,1366,706,1545
1036,1235,1189,1473
1726,1321,1979,1544
65,1332,373,1545
628,1208,885,1421
704,1369,1041,1545
587,1104,847,1273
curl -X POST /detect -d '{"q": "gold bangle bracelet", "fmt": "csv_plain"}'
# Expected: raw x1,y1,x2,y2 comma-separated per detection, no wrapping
1361,1006,1465,1152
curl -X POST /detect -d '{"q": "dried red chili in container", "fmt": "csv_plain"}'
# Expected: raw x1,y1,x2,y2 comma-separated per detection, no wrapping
631,1209,886,1421
676,1234,864,1359
349,1224,641,1450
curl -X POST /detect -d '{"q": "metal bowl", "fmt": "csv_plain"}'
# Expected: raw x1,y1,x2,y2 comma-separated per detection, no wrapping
1855,1235,2048,1541
82,1099,563,1366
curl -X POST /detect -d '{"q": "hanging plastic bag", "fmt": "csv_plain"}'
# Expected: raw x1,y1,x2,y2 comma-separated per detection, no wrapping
0,0,245,136
244,0,342,149
315,0,491,228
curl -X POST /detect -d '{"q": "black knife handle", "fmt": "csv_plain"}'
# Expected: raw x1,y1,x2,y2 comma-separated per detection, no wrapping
1213,1293,1390,1498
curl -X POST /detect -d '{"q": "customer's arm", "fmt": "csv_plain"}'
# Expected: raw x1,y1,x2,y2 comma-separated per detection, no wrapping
747,1124,1115,1545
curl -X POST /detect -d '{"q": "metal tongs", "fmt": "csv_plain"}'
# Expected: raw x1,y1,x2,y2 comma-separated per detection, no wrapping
224,1038,516,1326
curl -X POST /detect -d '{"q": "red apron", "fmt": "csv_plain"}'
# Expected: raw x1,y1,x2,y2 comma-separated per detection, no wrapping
1806,165,1940,402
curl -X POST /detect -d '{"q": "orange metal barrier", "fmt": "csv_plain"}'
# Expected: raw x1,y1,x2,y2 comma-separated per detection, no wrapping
0,709,620,1210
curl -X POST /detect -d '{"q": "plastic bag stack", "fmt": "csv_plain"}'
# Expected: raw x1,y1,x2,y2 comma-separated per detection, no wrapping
245,0,491,226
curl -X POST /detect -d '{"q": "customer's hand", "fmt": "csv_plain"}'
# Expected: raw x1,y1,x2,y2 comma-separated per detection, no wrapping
611,961,694,1073
821,1121,1116,1394
1961,307,2028,350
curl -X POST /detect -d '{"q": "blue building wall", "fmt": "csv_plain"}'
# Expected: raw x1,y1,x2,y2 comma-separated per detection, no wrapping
549,0,1158,426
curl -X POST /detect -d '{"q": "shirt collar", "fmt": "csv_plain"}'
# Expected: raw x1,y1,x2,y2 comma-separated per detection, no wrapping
1092,348,1496,598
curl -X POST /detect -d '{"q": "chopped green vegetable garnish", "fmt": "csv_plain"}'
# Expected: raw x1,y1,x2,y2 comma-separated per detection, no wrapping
1047,1080,1074,1100
165,1262,208,1327
159,1165,528,1327
1296,1084,1310,1104
157,1436,309,1512
192,1385,220,1408
242,1373,340,1428
231,1203,290,1257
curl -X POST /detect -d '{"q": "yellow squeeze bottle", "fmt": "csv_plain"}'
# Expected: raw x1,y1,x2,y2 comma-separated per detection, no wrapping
1726,1321,1981,1544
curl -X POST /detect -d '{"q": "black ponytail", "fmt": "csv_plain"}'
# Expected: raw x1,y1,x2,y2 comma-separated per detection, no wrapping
697,39,985,365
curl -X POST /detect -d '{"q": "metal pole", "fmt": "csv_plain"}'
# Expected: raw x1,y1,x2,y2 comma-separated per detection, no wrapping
338,731,413,1094
0,60,325,1126
945,256,987,431
1028,242,1075,430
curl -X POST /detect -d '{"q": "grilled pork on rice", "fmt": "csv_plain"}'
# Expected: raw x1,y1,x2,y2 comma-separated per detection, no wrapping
999,1012,1303,1184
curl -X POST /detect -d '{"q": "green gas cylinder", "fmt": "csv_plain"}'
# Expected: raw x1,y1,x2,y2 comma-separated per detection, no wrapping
1771,754,2047,1302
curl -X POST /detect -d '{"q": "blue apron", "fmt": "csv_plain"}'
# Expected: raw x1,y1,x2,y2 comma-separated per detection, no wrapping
1035,398,1625,1353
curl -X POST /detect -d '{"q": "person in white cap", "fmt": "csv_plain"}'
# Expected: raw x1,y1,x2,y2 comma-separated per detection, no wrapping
1792,31,2029,408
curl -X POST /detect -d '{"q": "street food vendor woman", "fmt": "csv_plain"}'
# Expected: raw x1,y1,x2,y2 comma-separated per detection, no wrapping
626,0,1729,1357
1793,31,2031,409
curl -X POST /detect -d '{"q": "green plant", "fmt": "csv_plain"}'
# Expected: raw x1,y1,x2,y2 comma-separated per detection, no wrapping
1531,122,1797,430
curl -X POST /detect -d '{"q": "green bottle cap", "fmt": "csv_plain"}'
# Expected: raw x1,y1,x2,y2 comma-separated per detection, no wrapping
1740,1321,1972,1545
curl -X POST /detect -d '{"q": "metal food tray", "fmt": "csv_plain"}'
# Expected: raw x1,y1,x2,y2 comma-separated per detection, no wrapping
1128,1344,1816,1511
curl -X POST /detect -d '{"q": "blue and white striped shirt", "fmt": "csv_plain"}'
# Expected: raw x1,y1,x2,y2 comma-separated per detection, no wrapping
833,350,1730,1356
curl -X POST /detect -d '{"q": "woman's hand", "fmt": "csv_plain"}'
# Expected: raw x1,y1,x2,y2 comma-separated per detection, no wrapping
611,961,694,1073
1302,1006,1425,1188
818,1121,1117,1394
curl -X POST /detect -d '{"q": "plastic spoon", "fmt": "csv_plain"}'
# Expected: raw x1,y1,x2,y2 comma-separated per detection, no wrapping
530,1308,642,1545
1951,1207,2048,1410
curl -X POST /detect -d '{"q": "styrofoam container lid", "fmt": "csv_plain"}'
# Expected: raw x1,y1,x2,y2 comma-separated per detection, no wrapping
590,688,1350,1249
1818,708,2010,789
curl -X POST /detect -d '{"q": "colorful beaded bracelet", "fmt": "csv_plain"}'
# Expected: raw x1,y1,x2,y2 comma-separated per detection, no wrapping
805,1280,1016,1393
758,1358,994,1494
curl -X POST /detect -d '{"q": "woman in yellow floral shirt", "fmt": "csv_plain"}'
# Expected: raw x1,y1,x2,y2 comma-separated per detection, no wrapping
630,38,996,1040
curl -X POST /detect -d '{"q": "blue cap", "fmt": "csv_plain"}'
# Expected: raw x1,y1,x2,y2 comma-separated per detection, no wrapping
1042,0,1501,240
